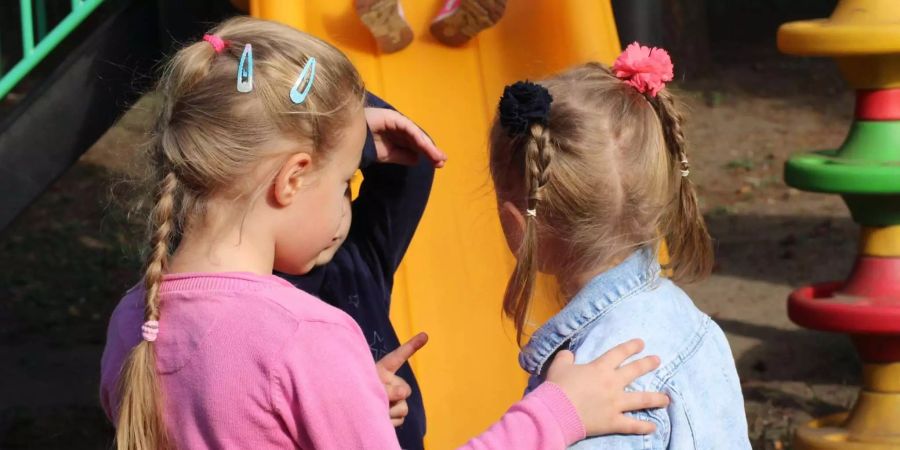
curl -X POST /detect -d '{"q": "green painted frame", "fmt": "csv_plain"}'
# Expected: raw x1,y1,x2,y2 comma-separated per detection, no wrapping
0,0,105,99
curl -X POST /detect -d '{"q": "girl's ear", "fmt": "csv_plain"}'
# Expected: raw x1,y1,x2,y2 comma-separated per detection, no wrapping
273,152,313,207
498,200,526,255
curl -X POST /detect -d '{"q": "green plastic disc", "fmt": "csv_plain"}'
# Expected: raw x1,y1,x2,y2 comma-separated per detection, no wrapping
785,150,900,193
784,121,900,194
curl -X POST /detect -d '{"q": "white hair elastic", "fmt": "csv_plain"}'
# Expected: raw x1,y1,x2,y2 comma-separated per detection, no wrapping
525,208,537,217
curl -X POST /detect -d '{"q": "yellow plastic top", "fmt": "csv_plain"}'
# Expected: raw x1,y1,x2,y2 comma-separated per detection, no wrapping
778,0,900,56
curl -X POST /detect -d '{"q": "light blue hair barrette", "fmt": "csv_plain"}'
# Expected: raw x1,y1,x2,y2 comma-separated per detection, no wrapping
289,57,317,104
237,44,253,93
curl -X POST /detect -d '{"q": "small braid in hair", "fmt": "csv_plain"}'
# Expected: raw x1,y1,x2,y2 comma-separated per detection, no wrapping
650,90,713,281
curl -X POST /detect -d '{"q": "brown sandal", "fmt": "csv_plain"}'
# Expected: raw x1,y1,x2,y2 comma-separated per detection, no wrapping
430,0,507,47
356,0,414,54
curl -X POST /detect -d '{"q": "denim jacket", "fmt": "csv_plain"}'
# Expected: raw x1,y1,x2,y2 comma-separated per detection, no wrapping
520,247,750,449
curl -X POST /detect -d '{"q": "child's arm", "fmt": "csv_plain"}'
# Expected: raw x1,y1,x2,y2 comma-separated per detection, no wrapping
271,320,582,450
272,321,666,450
346,94,445,305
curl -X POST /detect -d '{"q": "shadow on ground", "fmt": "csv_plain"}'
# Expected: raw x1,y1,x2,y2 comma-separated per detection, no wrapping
0,161,141,449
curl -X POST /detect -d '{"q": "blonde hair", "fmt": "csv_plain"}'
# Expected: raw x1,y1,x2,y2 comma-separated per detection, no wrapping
489,63,712,344
115,17,365,450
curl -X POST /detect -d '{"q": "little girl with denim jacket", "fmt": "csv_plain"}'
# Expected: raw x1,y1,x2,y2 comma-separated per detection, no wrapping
488,43,751,449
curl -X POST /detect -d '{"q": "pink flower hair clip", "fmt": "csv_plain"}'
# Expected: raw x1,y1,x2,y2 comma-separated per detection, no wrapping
612,42,674,97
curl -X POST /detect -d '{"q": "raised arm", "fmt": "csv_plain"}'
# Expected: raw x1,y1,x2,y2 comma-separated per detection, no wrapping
346,93,444,300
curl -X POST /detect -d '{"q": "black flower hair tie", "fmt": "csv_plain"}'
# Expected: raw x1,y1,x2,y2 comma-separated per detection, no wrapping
498,81,553,137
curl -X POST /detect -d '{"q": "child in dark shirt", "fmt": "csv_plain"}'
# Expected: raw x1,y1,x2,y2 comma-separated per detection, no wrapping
279,93,444,450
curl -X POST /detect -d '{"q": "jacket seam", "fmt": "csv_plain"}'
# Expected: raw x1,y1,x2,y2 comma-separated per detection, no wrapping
651,315,712,390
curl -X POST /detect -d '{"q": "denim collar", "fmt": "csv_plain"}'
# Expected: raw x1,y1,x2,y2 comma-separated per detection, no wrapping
519,246,660,376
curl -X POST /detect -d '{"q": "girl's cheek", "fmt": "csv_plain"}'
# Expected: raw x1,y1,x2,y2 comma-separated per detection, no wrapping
330,186,346,230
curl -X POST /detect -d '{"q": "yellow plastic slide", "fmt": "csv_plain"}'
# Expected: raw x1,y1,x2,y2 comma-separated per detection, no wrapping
250,1,621,447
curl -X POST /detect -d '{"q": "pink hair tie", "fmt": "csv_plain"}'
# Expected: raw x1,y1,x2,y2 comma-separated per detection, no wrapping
203,34,228,54
612,42,674,97
141,320,160,342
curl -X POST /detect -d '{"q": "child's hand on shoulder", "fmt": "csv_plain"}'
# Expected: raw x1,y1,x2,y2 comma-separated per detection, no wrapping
365,108,447,168
545,339,669,437
374,332,429,427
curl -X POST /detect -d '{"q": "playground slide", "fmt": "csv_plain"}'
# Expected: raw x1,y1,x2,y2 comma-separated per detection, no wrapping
250,1,620,447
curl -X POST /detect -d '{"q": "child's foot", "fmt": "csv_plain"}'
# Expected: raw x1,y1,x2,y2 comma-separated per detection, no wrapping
429,0,507,47
356,0,414,54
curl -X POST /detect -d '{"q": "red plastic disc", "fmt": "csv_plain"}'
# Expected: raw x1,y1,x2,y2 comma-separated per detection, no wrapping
789,256,900,361
789,282,900,334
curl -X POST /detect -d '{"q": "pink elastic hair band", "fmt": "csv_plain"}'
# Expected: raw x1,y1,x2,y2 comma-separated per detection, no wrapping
203,34,228,54
142,320,160,342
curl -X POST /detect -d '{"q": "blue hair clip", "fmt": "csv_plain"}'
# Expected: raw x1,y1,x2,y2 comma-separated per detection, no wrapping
290,57,317,104
237,44,253,93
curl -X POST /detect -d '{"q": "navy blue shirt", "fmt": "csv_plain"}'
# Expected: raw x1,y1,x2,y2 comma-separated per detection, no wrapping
279,94,430,449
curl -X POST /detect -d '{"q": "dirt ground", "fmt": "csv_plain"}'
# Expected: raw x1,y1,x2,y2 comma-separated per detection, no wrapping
0,38,865,449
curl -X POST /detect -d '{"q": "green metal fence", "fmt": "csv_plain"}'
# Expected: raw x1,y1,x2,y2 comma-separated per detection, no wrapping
0,0,105,99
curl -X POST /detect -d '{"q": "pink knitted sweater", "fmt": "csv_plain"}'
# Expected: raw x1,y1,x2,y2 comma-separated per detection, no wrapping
101,272,585,449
